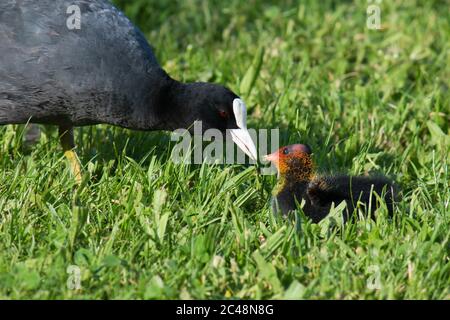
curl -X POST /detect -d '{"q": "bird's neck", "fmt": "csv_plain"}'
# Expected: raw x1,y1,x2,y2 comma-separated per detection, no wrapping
273,172,311,196
105,69,192,131
144,73,187,130
274,160,314,196
143,75,204,131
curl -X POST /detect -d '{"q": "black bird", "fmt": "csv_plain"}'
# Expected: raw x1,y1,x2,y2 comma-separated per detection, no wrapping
0,0,257,182
265,144,397,223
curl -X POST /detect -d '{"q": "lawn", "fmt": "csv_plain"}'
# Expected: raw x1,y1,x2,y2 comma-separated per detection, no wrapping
0,0,449,299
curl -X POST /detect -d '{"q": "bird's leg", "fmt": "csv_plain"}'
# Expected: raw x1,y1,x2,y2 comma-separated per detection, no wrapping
59,125,82,184
24,123,41,146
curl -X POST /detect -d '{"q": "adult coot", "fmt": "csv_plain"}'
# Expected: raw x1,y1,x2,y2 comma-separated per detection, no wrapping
0,0,257,182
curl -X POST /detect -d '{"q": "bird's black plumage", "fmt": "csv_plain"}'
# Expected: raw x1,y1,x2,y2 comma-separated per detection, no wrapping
274,174,398,223
0,0,241,132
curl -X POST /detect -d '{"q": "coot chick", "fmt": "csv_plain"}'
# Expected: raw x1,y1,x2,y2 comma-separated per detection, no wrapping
265,144,397,223
0,0,257,182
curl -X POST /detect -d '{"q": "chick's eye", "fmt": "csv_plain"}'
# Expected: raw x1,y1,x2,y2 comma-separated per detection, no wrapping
283,148,290,155
219,110,228,118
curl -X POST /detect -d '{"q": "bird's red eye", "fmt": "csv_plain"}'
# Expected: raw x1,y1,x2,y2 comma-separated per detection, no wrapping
219,110,228,118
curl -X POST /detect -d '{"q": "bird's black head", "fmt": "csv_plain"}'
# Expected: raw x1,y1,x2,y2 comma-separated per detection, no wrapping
164,82,257,160
177,83,239,132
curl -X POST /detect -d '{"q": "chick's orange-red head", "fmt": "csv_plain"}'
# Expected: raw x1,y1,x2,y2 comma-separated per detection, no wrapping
264,144,314,180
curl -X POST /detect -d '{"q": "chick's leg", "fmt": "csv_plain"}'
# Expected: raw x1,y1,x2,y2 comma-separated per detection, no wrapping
59,125,82,184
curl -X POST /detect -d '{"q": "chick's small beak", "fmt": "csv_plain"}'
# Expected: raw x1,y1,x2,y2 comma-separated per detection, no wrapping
263,152,279,166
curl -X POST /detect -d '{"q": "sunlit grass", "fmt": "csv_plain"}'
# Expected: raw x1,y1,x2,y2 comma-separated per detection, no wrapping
0,0,448,299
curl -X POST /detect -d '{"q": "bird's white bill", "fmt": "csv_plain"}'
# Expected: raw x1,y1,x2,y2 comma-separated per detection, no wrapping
230,128,258,161
230,98,257,161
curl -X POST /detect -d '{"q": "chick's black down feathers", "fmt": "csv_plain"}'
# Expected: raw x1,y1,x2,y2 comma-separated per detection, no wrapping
273,175,398,223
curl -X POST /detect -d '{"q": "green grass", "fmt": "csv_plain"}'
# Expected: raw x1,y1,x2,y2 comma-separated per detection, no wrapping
0,0,449,299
